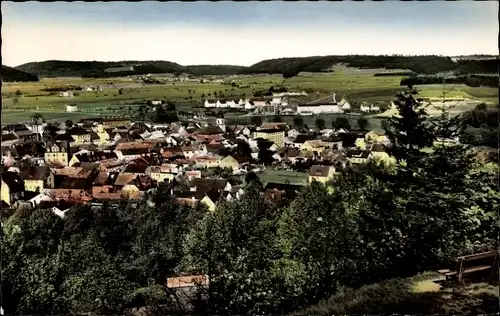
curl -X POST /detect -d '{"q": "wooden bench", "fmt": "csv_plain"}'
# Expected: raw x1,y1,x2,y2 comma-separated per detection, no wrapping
438,250,499,282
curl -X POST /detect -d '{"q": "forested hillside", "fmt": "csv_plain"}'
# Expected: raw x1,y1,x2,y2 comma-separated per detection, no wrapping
242,55,498,77
13,55,498,78
14,60,246,78
1,65,40,82
1,89,498,315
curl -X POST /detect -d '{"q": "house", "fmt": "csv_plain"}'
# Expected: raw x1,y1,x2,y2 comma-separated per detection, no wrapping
181,146,197,159
184,170,201,180
101,119,133,129
308,165,336,183
114,173,152,197
219,155,250,170
320,135,343,150
369,143,394,164
45,142,70,166
151,100,162,105
360,104,371,113
59,91,74,97
189,178,231,193
1,133,20,147
69,151,118,167
192,156,221,168
301,140,327,155
123,157,152,175
339,98,351,111
204,99,217,108
1,172,25,205
66,105,78,112
346,150,373,164
18,166,50,192
67,127,92,145
365,130,390,144
254,129,285,148
148,164,178,183
172,190,202,208
200,189,225,211
355,137,366,150
92,172,117,196
116,147,150,160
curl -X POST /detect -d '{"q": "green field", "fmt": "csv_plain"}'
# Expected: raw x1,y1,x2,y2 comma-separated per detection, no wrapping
2,70,497,125
258,169,309,185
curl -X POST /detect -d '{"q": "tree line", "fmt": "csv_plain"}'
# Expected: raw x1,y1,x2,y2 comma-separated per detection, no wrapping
1,89,499,315
241,55,498,77
401,74,498,88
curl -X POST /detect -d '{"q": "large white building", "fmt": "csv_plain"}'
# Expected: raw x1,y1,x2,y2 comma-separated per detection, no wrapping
297,93,344,114
297,104,343,114
204,99,245,108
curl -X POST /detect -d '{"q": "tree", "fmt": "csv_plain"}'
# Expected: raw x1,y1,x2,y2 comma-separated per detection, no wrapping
118,88,123,95
271,116,283,123
65,120,73,128
315,118,326,130
275,182,363,309
293,116,304,129
15,89,22,96
244,171,262,188
250,116,263,127
333,117,349,130
356,117,369,131
183,189,281,314
385,87,436,164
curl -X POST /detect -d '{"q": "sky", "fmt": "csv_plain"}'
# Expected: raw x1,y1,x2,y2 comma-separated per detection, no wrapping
2,1,498,67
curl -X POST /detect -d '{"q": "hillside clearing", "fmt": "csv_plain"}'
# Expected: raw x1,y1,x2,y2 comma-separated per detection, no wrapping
297,272,499,315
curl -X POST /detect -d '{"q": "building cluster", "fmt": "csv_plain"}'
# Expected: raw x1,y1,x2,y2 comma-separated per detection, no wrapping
203,93,368,116
1,115,395,218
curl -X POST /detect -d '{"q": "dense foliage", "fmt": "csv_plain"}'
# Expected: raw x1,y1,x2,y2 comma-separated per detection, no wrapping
459,104,499,147
14,60,246,78
1,90,498,315
1,65,40,82
242,55,498,76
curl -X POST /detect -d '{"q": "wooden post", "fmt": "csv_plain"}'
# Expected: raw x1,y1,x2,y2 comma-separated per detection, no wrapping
457,257,465,282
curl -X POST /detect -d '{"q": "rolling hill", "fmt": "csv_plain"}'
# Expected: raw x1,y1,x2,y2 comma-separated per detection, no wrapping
1,65,40,82
14,60,247,78
242,55,499,76
12,55,498,79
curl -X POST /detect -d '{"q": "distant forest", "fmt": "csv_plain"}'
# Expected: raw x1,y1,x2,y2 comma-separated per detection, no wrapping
1,66,40,82
242,55,499,78
8,55,499,79
14,60,247,78
401,74,499,88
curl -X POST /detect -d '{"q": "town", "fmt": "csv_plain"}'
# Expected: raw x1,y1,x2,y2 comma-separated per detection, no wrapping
1,106,393,213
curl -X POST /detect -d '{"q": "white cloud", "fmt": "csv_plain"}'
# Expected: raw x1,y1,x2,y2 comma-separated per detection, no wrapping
2,20,497,67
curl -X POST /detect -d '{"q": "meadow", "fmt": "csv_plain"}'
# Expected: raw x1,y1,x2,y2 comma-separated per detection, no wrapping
2,70,497,125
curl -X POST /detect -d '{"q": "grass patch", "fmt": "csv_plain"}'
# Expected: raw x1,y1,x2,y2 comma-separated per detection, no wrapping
258,170,308,185
296,272,499,315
